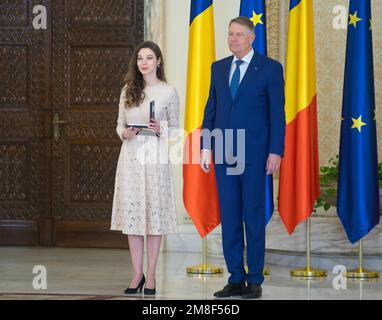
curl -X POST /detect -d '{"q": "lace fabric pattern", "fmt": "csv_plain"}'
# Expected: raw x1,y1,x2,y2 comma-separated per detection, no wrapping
111,83,179,235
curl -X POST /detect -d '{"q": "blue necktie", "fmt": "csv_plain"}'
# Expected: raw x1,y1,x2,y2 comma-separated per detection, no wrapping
230,60,244,99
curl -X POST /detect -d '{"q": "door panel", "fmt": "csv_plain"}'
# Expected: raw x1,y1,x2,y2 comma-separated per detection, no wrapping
51,0,143,247
0,0,143,247
0,0,52,245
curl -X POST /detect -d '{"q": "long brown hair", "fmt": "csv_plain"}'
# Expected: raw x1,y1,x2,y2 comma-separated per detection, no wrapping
123,41,166,108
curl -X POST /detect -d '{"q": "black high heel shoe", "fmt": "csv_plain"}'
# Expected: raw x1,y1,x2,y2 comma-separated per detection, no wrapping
124,275,145,294
143,280,156,295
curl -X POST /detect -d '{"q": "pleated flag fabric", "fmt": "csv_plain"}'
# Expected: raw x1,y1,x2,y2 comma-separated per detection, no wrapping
183,0,220,237
278,0,320,234
337,0,380,244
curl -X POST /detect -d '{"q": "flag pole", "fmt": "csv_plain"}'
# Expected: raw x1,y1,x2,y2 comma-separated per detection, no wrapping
186,236,223,274
290,217,327,277
345,238,379,279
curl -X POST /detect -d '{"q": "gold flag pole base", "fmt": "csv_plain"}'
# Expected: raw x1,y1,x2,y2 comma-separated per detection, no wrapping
344,239,380,279
187,264,224,274
290,218,327,278
290,267,327,278
186,237,224,274
345,268,379,279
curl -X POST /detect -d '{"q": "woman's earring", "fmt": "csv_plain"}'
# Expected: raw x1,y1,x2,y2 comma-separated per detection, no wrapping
157,64,160,68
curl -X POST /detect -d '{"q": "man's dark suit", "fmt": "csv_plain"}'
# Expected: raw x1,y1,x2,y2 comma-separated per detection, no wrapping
201,50,285,285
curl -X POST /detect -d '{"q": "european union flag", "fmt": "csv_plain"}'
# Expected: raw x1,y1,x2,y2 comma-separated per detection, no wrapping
240,0,267,55
240,0,273,224
337,0,379,244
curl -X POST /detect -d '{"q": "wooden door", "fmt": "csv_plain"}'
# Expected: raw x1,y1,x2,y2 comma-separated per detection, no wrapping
51,0,143,247
0,0,143,247
0,0,52,245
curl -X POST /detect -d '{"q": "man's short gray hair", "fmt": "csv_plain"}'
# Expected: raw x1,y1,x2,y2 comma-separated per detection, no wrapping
229,16,255,34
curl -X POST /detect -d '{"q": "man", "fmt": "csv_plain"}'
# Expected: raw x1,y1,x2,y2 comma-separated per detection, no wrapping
200,17,285,299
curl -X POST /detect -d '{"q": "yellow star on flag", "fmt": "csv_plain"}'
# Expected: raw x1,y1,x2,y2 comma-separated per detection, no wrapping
351,115,367,132
349,11,362,28
250,11,264,27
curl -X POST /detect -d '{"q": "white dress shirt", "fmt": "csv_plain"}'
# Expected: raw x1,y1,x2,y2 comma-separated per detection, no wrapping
229,48,254,85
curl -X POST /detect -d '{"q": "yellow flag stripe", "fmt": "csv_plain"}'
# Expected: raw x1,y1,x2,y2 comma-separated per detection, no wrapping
285,0,316,124
184,5,215,134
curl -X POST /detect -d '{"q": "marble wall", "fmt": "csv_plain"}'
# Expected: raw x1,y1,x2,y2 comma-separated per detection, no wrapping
266,215,382,255
166,215,382,256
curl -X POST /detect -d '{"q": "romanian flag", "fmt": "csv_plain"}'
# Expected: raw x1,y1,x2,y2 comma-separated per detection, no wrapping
337,0,379,244
278,0,320,234
240,0,274,225
183,0,220,237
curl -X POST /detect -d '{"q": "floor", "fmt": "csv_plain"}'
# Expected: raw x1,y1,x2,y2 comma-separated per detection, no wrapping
0,247,381,300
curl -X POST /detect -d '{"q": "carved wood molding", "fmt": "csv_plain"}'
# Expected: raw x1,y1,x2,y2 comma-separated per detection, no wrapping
144,0,164,48
267,0,281,61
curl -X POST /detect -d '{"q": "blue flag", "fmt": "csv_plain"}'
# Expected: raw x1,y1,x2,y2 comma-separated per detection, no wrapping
240,0,267,55
337,0,379,244
240,0,273,225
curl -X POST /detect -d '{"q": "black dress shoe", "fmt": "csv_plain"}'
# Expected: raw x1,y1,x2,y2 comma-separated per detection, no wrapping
124,275,145,294
143,287,156,295
241,283,262,299
214,282,246,298
144,280,156,295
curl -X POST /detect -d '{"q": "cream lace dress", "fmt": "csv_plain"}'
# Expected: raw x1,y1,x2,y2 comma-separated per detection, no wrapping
111,82,179,235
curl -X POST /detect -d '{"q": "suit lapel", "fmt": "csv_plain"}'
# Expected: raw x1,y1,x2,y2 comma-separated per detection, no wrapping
223,56,234,103
234,52,265,102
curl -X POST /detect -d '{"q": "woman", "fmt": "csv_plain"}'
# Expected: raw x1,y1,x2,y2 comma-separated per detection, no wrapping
111,41,179,295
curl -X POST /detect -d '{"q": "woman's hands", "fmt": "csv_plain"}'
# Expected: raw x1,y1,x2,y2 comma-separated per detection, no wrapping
122,119,160,140
122,127,140,140
148,118,161,135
